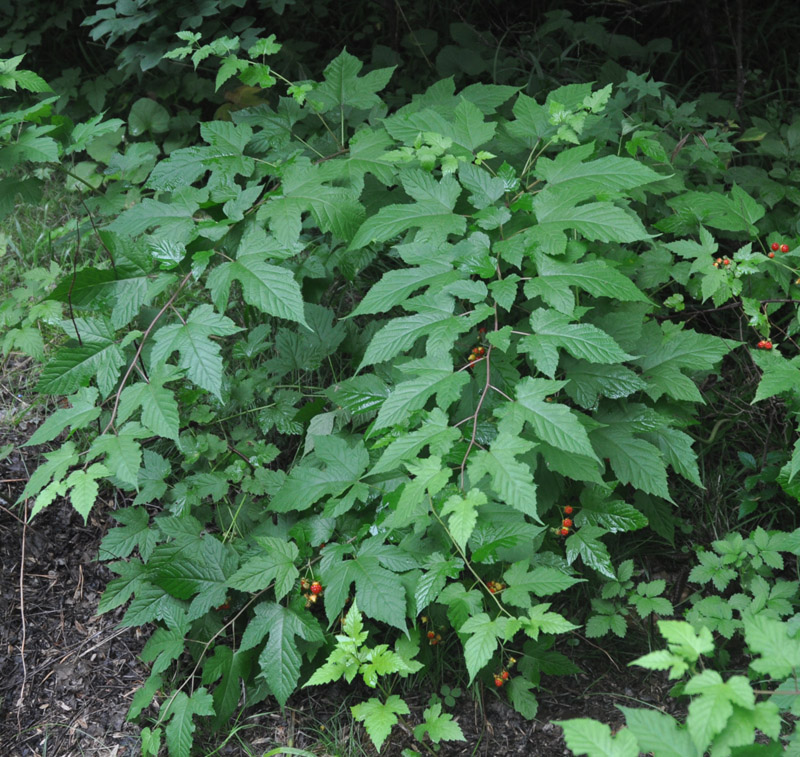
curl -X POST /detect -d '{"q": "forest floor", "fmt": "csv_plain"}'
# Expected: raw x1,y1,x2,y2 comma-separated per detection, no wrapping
0,381,681,757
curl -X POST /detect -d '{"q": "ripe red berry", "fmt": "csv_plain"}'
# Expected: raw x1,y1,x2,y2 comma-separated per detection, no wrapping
772,242,780,251
310,581,322,595
782,244,790,253
723,258,730,266
494,676,504,688
768,252,775,258
765,341,773,349
563,518,573,528
560,527,570,536
501,670,509,680
564,506,574,514
427,630,436,639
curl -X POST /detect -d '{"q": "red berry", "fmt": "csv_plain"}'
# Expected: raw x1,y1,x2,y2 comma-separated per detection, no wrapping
765,341,773,349
560,527,570,536
478,327,486,335
494,676,504,688
768,252,775,258
564,506,574,514
723,259,730,266
772,242,780,251
563,518,573,528
501,670,509,680
782,244,790,253
427,630,436,639
310,581,322,595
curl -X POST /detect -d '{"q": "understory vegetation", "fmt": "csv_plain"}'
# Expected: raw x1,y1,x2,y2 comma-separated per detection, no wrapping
4,1,800,755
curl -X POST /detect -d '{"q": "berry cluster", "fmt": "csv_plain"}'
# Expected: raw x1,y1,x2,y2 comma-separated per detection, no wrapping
427,630,443,646
493,670,510,687
468,344,486,366
756,340,773,350
487,580,505,594
771,242,791,253
558,505,576,536
300,578,323,607
712,257,731,268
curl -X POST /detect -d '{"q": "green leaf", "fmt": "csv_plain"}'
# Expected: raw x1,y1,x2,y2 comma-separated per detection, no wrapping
565,526,615,578
270,435,368,512
228,536,299,600
534,194,650,243
522,603,580,640
201,646,250,727
577,488,648,533
440,488,486,550
36,340,125,397
502,561,584,607
459,613,502,682
502,377,598,460
519,309,633,378
351,695,409,753
310,50,394,112
350,169,465,249
557,719,639,757
150,305,241,399
87,423,147,489
370,408,459,474
24,387,101,446
65,463,108,523
533,255,650,304
744,613,800,679
206,253,308,327
117,365,181,441
350,263,459,317
147,122,254,191
161,688,215,757
99,506,157,561
508,677,539,720
373,354,469,430
752,353,800,403
128,98,169,136
618,707,699,757
413,702,466,744
467,431,539,521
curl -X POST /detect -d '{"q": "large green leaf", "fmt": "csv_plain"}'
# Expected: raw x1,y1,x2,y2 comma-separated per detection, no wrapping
309,50,394,112
150,305,241,399
161,688,215,757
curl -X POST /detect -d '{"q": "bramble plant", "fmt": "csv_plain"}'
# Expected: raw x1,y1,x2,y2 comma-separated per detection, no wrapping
7,13,800,754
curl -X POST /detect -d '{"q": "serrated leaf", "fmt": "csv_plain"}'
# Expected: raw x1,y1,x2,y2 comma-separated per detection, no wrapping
206,254,308,327
36,340,125,396
150,305,241,399
87,423,147,489
557,719,639,757
565,526,615,578
310,50,394,112
502,561,584,607
467,431,538,521
65,463,108,523
351,695,408,752
413,702,466,743
161,688,215,757
441,489,486,550
350,263,459,316
619,706,699,757
25,387,101,446
459,613,502,682
117,365,181,441
228,536,299,600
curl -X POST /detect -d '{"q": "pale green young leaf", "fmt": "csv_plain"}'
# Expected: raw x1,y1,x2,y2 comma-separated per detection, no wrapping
744,613,800,679
19,441,79,503
752,353,800,403
161,688,215,757
351,695,409,752
557,719,639,757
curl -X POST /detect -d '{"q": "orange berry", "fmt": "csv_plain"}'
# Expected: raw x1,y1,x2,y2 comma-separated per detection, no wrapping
768,252,775,258
563,518,573,528
427,630,436,639
564,506,574,514
560,527,570,536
